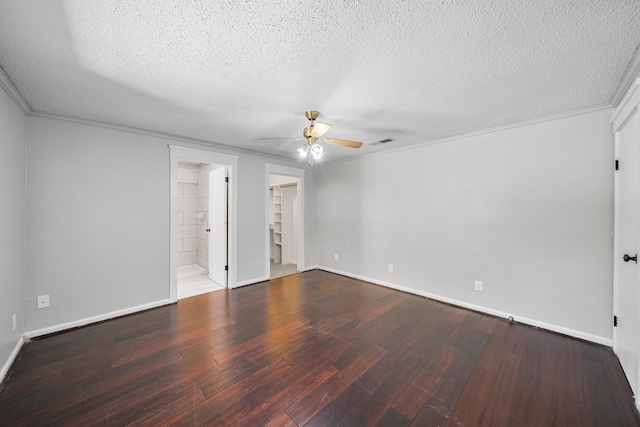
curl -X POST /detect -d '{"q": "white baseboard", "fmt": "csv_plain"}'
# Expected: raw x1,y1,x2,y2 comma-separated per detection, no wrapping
235,275,269,288
234,266,319,288
24,299,172,340
232,265,322,289
234,265,320,288
0,336,26,383
318,266,612,347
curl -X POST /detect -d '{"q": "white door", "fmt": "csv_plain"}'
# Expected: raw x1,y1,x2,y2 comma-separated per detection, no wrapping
209,167,228,286
614,110,640,396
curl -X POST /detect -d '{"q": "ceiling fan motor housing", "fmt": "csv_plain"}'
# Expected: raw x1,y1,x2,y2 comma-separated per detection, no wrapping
304,111,320,121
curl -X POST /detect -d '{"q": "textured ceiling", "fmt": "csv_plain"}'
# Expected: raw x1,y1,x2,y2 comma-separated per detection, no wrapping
0,0,639,163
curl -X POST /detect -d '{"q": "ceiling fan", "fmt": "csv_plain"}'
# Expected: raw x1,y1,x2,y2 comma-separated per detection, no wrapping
259,111,363,164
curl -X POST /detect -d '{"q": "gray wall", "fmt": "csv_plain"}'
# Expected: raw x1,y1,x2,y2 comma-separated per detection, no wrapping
26,117,171,331
0,86,27,371
236,153,277,282
24,116,313,332
315,108,614,343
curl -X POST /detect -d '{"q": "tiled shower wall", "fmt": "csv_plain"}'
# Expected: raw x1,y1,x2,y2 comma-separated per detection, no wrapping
177,163,197,267
177,162,212,269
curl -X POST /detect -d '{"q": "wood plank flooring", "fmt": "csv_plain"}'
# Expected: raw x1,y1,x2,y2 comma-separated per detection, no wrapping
1,270,638,426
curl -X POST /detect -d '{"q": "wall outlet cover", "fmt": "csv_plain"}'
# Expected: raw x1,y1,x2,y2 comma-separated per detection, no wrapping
475,281,483,292
37,295,50,308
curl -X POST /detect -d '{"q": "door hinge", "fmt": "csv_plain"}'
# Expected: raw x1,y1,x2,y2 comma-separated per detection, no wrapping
615,160,619,171
225,177,229,183
614,315,618,327
225,265,228,271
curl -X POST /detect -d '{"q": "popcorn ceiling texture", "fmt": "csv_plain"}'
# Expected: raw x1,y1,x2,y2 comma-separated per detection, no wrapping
0,0,639,161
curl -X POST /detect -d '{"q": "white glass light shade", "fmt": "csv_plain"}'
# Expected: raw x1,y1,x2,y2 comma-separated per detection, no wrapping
310,143,324,159
297,144,309,158
297,141,324,164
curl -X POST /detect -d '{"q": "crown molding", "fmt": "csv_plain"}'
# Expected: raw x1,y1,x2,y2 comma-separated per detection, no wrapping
0,66,31,114
326,104,612,166
610,77,640,132
29,110,307,166
611,44,640,108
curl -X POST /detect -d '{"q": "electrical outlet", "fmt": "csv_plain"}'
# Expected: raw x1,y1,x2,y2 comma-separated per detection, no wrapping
37,295,50,309
475,281,483,292
334,253,339,261
12,314,16,331
388,264,394,272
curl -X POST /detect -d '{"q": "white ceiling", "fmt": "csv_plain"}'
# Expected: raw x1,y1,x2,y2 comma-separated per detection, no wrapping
1,1,639,163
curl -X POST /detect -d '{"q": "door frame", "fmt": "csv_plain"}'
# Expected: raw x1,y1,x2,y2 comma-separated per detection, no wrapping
265,164,305,276
170,145,238,302
612,78,640,405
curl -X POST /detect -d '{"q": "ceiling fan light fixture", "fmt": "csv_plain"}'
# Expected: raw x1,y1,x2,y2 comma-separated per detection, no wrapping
297,144,310,158
298,140,324,164
310,143,324,159
264,111,362,164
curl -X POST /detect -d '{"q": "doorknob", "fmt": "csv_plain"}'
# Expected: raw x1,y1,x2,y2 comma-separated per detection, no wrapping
206,228,211,232
623,254,638,263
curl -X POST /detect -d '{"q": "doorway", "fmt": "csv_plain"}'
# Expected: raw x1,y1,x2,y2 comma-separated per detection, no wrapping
270,176,299,279
613,103,640,401
265,164,305,280
170,146,238,302
176,161,227,299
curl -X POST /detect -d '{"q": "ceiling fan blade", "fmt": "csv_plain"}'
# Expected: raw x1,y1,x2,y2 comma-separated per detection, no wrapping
258,137,302,141
324,138,363,148
309,122,331,138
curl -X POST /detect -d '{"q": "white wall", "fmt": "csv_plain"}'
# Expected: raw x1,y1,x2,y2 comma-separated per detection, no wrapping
24,115,313,333
315,107,614,343
0,85,27,376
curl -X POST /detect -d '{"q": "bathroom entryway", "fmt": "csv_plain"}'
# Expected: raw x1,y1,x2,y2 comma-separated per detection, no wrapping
170,146,238,302
176,160,228,299
177,264,224,299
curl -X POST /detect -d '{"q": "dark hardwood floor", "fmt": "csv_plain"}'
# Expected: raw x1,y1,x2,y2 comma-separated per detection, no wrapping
1,270,638,426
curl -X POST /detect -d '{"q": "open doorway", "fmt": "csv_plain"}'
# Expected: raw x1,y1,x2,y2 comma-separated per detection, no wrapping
269,175,299,279
170,146,238,302
265,164,305,280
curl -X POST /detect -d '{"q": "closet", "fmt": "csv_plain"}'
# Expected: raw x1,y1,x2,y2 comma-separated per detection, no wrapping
270,182,298,266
